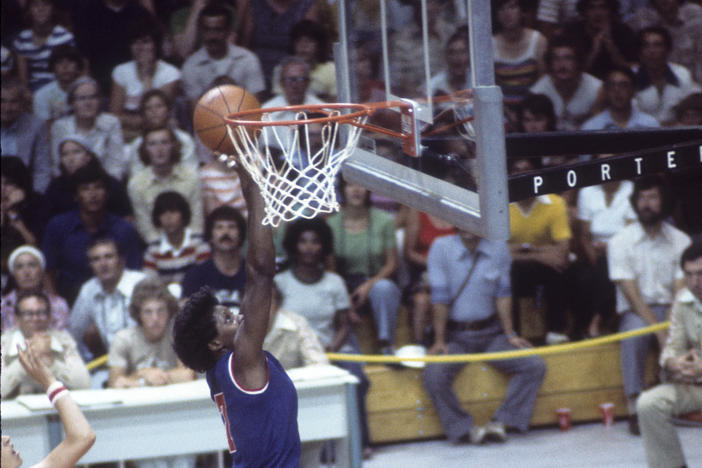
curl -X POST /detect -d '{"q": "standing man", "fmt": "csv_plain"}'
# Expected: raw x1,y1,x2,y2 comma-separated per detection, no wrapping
173,158,301,466
637,241,702,468
70,238,147,362
608,175,691,434
181,4,265,106
180,206,246,309
422,229,546,444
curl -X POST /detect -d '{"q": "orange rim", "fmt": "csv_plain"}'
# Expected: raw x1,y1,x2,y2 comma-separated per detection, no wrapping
225,103,373,127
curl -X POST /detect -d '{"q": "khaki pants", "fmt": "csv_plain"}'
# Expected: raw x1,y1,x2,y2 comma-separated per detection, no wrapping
637,383,702,468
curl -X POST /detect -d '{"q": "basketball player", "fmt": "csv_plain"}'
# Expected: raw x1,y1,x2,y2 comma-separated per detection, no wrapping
2,342,96,468
172,160,301,466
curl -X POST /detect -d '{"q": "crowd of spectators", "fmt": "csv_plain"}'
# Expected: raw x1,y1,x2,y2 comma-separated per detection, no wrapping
1,0,701,464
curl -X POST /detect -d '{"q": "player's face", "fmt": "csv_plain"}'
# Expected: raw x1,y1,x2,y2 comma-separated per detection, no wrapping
211,220,242,252
634,186,664,226
75,180,108,213
60,140,91,175
296,230,323,265
683,257,702,302
12,253,43,290
87,243,124,286
1,436,22,468
16,296,51,338
144,129,175,169
212,304,243,350
140,298,171,342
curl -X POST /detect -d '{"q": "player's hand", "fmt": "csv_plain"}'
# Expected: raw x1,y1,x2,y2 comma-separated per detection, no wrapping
17,342,57,391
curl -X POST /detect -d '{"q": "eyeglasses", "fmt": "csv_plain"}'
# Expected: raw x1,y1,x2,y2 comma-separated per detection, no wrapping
19,310,49,319
283,76,309,84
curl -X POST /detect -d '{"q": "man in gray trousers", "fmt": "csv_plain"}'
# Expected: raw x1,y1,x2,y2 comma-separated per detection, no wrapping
423,229,546,444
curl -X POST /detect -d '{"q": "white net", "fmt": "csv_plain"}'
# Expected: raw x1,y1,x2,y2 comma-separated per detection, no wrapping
225,108,369,227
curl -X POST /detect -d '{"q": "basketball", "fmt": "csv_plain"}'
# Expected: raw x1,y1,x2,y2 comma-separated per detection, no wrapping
193,85,260,155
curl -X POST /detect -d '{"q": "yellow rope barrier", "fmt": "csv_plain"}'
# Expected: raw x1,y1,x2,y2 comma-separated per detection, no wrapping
326,322,670,364
86,354,108,371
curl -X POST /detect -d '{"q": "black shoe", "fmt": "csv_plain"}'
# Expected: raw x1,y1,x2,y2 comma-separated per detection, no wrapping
628,414,640,436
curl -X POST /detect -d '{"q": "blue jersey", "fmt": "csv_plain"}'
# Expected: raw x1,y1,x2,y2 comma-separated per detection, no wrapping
206,350,301,467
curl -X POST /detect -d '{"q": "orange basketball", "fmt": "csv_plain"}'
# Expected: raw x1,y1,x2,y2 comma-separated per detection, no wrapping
193,85,260,154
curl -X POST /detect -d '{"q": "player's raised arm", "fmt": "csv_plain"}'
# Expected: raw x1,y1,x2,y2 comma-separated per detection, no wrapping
231,161,275,387
16,343,96,468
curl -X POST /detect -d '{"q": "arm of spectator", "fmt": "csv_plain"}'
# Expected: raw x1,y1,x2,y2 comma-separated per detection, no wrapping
47,334,91,390
350,246,398,309
496,295,532,348
428,303,449,355
166,362,198,384
18,342,95,468
329,308,351,353
14,53,28,88
1,340,26,399
577,219,600,265
295,315,329,366
534,32,548,77
403,209,427,268
173,0,208,60
616,278,667,347
511,240,570,272
234,0,253,47
661,298,691,377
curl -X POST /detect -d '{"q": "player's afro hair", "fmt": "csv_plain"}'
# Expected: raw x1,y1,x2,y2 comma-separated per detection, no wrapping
172,286,220,372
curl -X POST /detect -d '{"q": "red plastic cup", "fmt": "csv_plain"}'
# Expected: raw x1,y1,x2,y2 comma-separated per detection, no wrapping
556,408,572,431
599,402,615,428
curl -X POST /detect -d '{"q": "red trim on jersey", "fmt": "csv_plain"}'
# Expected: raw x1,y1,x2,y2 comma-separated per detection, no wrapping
228,353,270,394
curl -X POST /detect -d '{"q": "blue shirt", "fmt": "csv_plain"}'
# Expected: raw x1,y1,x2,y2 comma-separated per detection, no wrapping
206,351,301,468
181,258,246,308
427,235,512,322
42,210,142,303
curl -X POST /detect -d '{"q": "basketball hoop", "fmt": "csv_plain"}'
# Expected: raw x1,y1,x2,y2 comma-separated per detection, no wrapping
223,103,371,227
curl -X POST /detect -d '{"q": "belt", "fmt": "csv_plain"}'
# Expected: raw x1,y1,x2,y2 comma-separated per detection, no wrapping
446,316,496,332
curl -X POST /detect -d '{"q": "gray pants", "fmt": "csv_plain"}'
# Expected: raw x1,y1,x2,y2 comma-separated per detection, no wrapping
422,323,546,442
637,383,702,468
368,278,400,345
619,305,668,400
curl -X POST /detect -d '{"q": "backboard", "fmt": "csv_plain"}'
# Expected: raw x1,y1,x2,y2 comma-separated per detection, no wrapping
334,0,510,240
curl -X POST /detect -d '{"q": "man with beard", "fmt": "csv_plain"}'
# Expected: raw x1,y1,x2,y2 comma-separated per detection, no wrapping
181,4,265,107
607,175,691,435
181,206,247,310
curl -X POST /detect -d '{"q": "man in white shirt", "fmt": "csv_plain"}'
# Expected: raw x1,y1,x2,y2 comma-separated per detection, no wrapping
530,37,602,130
633,26,700,125
607,175,691,435
69,237,147,363
33,45,83,124
181,4,265,106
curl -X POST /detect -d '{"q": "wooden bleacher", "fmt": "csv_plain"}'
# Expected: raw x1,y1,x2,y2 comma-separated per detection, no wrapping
351,303,659,444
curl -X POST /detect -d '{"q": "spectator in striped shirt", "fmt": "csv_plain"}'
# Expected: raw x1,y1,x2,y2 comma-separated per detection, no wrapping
143,191,210,288
12,0,75,92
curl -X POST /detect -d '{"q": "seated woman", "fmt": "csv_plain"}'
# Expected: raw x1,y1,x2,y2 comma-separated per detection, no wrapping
43,135,133,218
109,16,181,142
142,191,211,287
275,217,373,458
326,179,401,356
107,277,197,468
124,89,197,178
2,245,70,331
50,76,126,180
127,126,204,244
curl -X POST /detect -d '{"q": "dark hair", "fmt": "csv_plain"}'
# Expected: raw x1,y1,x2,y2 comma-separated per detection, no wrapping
126,14,163,52
129,277,178,325
605,66,636,87
638,26,673,54
338,177,371,207
673,92,702,122
200,4,233,26
545,35,585,71
681,241,702,269
205,206,247,245
67,77,100,106
58,139,99,175
1,156,32,194
282,217,334,260
446,25,470,52
508,156,543,173
629,174,672,216
492,0,525,33
172,286,220,372
15,290,51,317
69,158,110,194
139,89,173,115
152,191,192,228
517,93,556,132
86,236,124,259
138,126,182,166
48,44,84,72
290,20,329,63
576,0,620,17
